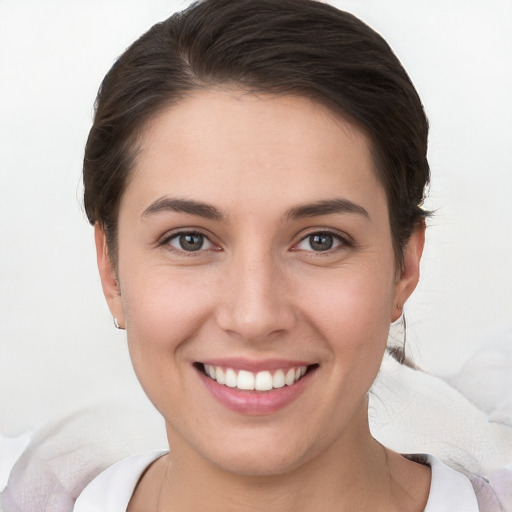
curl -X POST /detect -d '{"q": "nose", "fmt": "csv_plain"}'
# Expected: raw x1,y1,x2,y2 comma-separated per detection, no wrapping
215,248,296,344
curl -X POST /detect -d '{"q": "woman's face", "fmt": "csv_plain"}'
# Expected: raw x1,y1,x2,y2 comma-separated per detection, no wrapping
97,90,423,475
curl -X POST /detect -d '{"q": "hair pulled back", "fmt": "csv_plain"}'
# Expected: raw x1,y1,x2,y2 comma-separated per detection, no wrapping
83,0,430,268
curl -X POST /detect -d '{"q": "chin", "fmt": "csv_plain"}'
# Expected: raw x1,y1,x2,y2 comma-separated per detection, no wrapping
196,426,323,477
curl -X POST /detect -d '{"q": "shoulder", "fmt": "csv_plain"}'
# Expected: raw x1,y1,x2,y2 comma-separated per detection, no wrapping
465,467,512,512
73,450,167,512
424,454,512,512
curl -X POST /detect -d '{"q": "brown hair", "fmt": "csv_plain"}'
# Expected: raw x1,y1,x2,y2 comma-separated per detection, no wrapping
83,0,430,268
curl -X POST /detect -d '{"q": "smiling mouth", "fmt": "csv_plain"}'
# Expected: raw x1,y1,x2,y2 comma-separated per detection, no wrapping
196,363,318,392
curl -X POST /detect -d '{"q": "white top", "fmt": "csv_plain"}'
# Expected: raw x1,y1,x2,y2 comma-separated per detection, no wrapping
73,452,479,512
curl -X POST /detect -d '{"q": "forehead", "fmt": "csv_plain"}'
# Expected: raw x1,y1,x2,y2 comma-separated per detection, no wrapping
124,89,386,216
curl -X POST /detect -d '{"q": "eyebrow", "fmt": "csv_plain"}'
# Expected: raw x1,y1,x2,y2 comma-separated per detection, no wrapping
141,197,225,221
141,196,369,222
285,199,369,220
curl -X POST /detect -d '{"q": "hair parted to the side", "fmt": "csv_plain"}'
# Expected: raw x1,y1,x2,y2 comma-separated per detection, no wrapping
83,0,430,270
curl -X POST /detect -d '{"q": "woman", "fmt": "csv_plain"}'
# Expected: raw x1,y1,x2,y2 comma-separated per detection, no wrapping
73,0,502,510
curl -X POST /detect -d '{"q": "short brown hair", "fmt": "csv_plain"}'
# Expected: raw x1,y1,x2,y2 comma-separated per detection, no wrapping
83,0,430,268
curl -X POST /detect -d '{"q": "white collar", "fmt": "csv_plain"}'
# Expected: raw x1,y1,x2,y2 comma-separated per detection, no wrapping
423,454,479,511
73,450,166,512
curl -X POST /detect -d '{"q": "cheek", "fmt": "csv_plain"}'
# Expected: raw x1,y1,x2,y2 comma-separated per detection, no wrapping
299,263,394,362
118,269,221,422
123,271,208,338
118,269,213,381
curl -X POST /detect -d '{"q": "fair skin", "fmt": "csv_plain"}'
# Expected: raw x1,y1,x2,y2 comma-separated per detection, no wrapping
96,90,429,511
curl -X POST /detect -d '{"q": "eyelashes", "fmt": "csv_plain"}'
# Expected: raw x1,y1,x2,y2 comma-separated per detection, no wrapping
159,228,352,256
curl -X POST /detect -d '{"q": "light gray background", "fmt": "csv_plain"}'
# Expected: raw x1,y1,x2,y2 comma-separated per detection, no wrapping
1,0,511,435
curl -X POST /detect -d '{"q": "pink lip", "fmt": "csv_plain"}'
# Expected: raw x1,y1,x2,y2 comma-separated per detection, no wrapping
196,364,316,416
199,358,313,372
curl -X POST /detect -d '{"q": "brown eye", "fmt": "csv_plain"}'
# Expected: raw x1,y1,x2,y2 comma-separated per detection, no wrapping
168,232,212,252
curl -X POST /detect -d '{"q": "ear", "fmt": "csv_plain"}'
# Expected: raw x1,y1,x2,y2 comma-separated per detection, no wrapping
391,222,425,322
94,224,125,329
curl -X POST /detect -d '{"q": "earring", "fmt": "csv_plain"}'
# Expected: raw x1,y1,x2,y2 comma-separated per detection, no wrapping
113,317,124,330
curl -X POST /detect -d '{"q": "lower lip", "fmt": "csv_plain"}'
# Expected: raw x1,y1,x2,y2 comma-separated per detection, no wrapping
197,367,315,415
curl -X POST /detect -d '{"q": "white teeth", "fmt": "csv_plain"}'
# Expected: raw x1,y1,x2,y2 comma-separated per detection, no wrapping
237,370,255,390
255,371,273,391
285,368,295,386
203,364,310,391
216,367,226,385
273,369,285,388
225,368,237,388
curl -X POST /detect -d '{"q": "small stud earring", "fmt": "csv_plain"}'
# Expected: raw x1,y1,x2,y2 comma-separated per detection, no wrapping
113,317,124,330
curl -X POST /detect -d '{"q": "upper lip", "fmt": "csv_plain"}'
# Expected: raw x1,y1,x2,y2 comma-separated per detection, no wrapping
197,358,316,372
